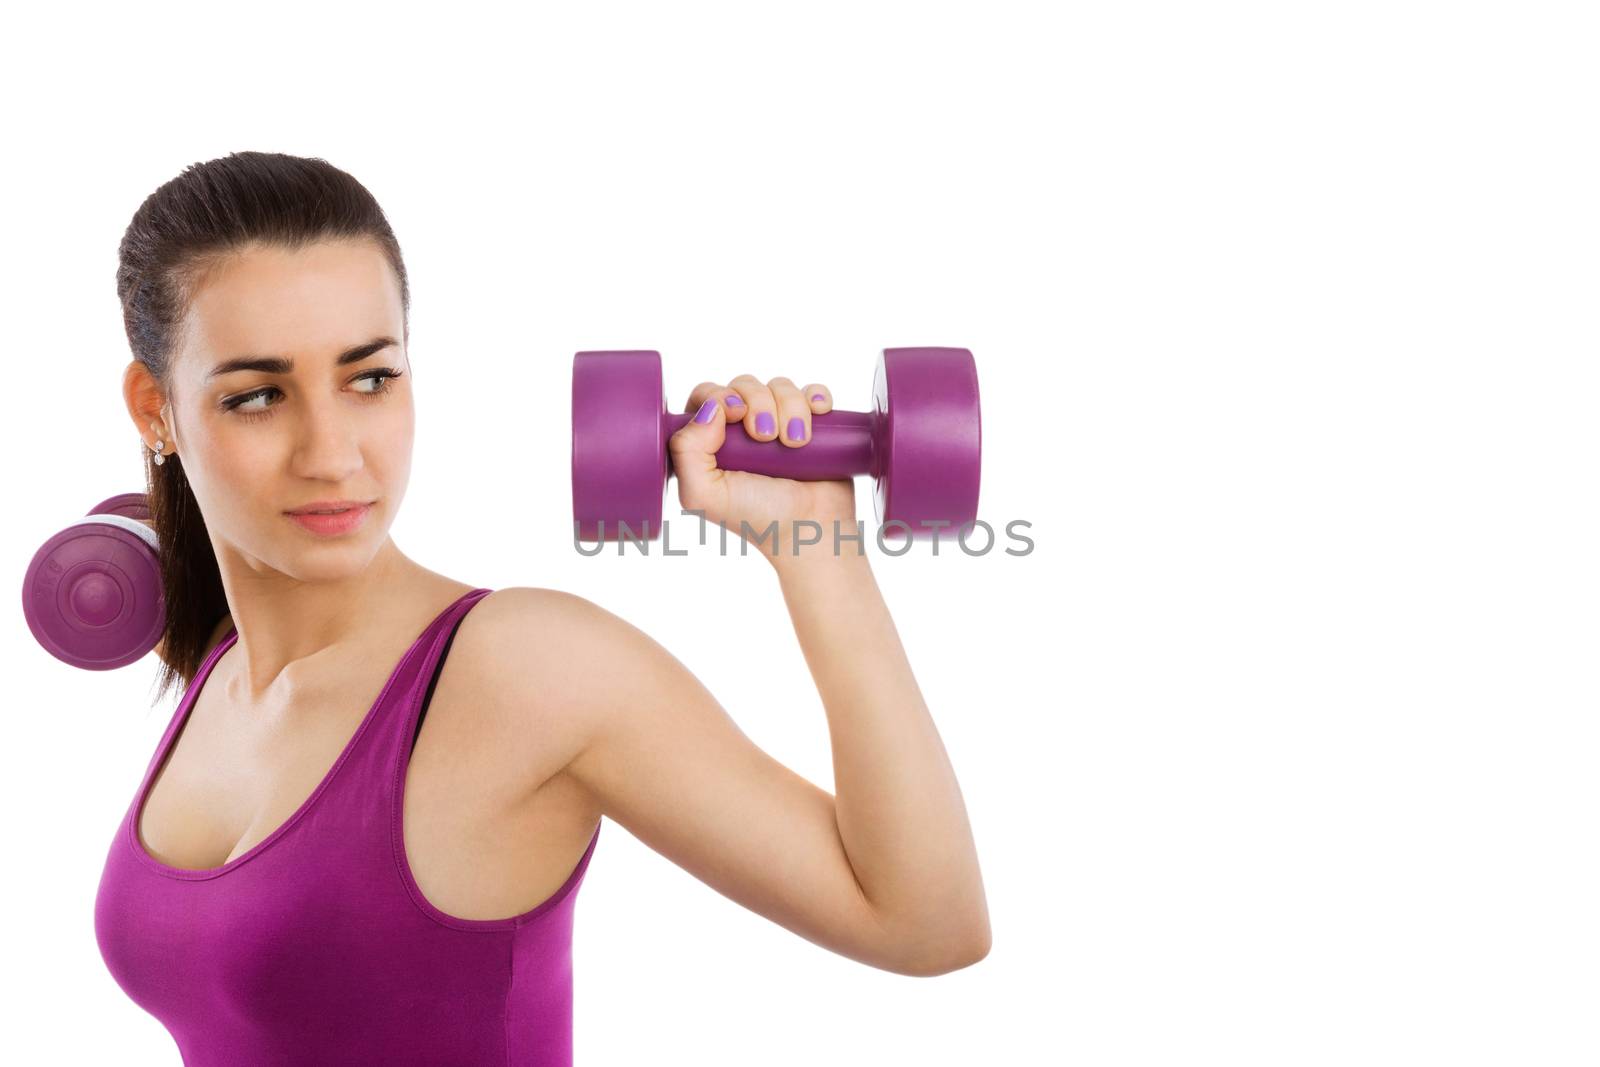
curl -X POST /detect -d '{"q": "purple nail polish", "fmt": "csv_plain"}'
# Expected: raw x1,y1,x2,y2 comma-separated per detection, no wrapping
755,411,775,436
787,417,805,442
811,393,825,403
694,398,718,424
726,394,744,408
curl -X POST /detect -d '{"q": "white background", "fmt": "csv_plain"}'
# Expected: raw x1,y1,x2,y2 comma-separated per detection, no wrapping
2,2,1595,1064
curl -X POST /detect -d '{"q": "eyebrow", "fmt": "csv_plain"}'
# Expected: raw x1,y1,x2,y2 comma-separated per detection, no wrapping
206,336,399,381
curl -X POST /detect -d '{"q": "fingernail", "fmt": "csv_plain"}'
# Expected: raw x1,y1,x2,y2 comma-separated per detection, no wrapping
694,398,718,424
755,411,775,436
787,417,806,442
726,394,744,409
811,393,825,403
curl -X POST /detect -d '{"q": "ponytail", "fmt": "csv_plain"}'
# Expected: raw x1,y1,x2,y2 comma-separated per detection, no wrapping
142,435,227,703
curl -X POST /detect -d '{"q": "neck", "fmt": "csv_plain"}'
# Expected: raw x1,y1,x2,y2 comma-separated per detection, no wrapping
213,536,431,700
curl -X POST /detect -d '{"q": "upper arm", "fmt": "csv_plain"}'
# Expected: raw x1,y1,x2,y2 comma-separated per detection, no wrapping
486,587,916,974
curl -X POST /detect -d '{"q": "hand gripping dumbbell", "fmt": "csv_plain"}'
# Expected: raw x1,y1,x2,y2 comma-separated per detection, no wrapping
571,347,982,543
22,492,165,669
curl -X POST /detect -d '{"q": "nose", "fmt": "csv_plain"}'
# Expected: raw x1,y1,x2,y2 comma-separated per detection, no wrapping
289,392,365,483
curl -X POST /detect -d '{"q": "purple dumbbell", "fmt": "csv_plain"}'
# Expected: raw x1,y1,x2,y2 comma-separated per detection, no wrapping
22,492,166,670
571,347,982,543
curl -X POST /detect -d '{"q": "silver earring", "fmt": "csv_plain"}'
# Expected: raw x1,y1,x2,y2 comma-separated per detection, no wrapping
149,423,167,466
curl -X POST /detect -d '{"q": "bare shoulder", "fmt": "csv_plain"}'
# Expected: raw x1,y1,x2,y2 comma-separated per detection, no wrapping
464,586,644,668
465,585,669,681
454,586,671,796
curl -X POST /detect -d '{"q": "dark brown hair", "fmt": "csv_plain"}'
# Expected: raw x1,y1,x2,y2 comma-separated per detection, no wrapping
116,151,410,702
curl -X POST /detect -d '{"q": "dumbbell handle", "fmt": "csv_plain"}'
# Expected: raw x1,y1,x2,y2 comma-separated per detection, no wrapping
661,410,877,481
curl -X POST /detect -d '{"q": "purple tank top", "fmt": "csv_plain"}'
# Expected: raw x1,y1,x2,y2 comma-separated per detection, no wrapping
94,587,601,1065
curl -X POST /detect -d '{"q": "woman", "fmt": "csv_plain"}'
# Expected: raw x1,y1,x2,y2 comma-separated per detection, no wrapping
94,151,989,1065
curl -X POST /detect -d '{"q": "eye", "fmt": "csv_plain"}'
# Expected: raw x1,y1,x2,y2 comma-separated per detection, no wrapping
220,367,404,422
222,386,279,420
354,367,404,396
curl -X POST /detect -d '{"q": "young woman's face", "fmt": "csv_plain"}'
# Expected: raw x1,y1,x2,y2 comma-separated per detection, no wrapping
162,238,413,581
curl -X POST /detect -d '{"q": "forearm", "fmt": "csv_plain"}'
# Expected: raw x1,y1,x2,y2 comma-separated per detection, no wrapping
771,547,991,964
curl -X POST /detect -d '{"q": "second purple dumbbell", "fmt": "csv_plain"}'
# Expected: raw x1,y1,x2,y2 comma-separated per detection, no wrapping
22,492,166,669
571,346,982,543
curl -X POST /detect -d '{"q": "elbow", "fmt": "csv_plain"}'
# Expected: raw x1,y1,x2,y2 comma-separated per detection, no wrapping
892,921,992,978
938,933,991,976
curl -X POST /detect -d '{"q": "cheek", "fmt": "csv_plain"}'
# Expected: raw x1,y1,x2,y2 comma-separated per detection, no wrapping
175,419,286,534
185,417,279,488
370,407,415,482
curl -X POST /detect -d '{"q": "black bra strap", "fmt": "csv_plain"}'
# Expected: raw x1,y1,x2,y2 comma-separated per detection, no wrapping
412,612,469,756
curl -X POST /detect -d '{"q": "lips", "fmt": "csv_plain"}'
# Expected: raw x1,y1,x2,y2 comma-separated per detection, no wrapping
285,499,371,515
285,502,372,537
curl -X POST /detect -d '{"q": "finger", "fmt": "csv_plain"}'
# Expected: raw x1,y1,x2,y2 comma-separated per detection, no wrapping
669,386,730,506
767,375,811,448
802,383,832,413
730,373,777,441
683,381,726,414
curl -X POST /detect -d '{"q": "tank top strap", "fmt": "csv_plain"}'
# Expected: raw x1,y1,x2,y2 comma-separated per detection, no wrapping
139,623,236,788
415,587,494,667
365,587,496,779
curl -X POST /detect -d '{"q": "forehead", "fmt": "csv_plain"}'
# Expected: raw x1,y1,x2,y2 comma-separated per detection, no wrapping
181,239,402,365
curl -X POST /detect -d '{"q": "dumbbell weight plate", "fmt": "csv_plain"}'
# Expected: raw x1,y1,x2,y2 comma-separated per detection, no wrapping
571,350,671,542
871,347,982,541
22,496,165,670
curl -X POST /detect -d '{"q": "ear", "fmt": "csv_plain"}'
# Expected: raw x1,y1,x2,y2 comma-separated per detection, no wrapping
122,361,174,454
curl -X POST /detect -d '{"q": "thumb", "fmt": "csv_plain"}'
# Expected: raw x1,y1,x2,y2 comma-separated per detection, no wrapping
668,395,731,516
